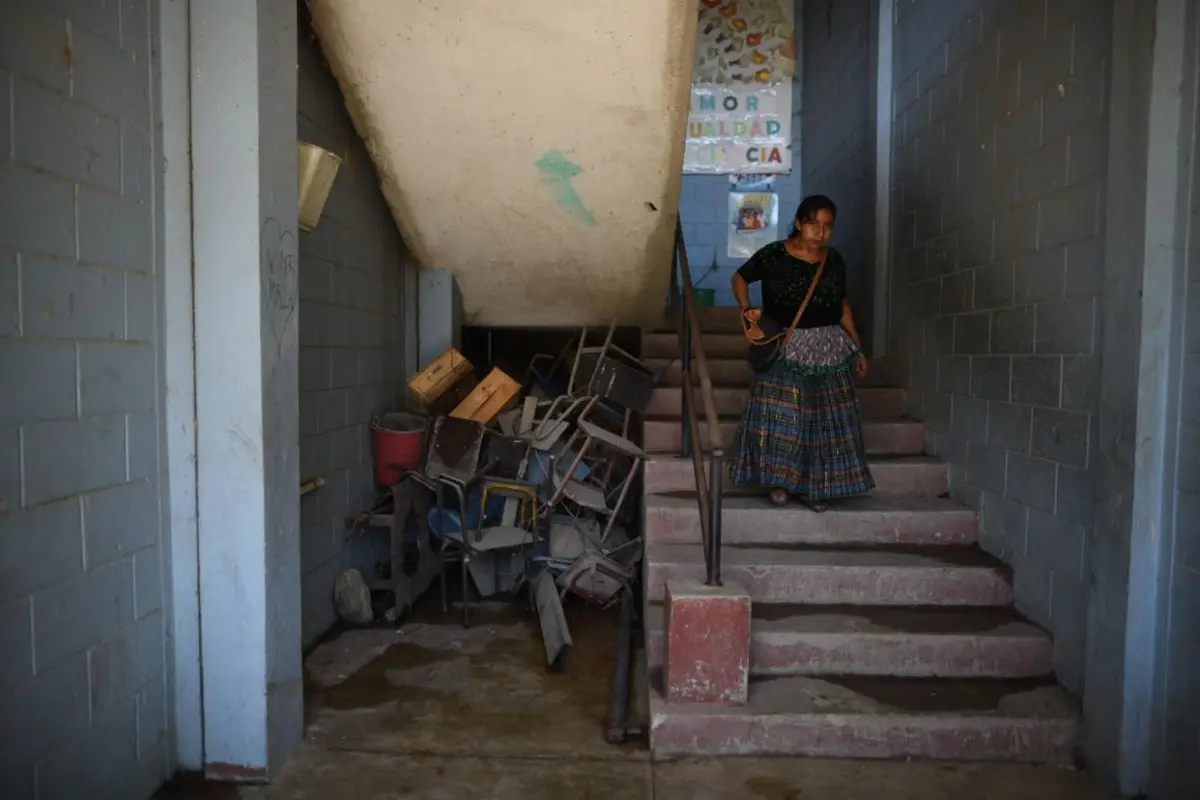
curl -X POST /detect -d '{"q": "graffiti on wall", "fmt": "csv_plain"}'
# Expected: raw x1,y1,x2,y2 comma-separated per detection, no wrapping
261,216,298,346
535,149,598,226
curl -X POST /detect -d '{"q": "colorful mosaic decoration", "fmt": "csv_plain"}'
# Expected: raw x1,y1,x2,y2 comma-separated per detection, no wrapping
693,0,797,85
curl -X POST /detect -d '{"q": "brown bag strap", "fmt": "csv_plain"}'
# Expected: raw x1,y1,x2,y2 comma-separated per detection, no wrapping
743,248,829,345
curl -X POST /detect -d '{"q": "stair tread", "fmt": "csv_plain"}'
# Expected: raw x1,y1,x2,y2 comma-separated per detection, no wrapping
644,413,919,423
646,453,945,467
647,542,1004,569
644,602,1048,638
652,674,1078,718
649,382,902,392
643,358,896,389
645,492,968,515
644,330,747,338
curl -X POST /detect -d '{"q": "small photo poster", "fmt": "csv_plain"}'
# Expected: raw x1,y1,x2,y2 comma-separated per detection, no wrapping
728,191,779,259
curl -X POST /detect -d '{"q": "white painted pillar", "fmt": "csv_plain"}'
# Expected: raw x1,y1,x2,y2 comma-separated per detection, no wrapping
417,268,463,369
190,0,302,780
158,0,204,771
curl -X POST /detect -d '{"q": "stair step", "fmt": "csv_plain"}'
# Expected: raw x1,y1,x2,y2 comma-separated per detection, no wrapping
647,357,756,387
643,494,974,546
655,307,747,333
643,416,926,455
645,544,1011,606
643,455,949,497
644,332,750,360
645,357,891,388
646,385,906,419
649,675,1078,763
644,603,1053,679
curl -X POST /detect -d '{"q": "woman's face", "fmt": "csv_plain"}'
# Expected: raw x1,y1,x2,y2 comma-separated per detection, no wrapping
794,209,835,246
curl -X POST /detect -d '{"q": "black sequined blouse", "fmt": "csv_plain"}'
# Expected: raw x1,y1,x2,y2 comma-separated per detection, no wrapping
735,241,847,330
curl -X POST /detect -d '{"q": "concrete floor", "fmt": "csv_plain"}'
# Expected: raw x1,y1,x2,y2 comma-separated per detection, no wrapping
157,595,1119,799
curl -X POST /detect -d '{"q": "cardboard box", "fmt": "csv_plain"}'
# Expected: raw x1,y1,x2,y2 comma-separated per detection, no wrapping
409,348,474,413
450,367,521,425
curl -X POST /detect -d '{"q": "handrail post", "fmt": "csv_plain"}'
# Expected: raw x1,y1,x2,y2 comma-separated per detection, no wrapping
672,214,724,589
706,452,724,586
680,304,693,460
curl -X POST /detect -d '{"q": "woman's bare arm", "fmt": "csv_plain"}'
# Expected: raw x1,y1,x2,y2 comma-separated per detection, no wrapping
732,272,752,311
841,298,864,351
842,299,868,377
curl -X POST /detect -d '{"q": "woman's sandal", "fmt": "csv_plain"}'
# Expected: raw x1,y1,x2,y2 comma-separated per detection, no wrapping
768,488,789,507
799,495,828,513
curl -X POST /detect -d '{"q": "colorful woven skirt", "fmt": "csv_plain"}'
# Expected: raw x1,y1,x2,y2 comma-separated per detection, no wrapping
729,325,875,501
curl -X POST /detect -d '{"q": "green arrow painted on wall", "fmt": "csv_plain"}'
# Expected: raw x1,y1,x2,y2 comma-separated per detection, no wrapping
535,149,597,226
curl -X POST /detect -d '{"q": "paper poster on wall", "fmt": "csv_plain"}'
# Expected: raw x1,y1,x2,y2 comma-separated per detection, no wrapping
729,173,776,192
728,192,779,259
685,82,792,174
693,0,797,85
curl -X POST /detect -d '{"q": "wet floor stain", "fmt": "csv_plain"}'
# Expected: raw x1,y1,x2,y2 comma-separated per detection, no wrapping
744,775,802,799
303,588,643,762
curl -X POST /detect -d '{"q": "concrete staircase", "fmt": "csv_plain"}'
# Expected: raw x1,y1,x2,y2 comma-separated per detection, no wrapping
639,310,1080,763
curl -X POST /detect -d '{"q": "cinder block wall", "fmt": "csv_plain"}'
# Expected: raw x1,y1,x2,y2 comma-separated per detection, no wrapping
800,0,875,345
888,0,1112,693
297,19,419,646
0,2,172,796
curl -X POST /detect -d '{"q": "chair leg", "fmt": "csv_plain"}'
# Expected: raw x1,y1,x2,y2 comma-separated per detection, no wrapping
601,409,633,490
548,431,592,508
461,555,471,629
436,486,449,613
602,458,643,543
445,480,471,629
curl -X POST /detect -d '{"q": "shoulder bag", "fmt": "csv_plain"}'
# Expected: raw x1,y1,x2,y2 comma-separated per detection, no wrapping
741,249,828,373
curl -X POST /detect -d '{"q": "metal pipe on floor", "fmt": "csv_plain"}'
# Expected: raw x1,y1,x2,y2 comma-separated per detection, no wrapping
605,588,634,743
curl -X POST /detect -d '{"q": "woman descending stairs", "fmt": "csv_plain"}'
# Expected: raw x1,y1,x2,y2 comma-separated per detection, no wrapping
638,308,1080,763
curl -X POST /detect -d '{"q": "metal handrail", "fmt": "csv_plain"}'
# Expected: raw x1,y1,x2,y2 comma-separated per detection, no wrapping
670,216,724,586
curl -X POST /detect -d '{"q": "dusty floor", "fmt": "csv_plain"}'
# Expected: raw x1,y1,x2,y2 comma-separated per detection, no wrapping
157,593,1119,799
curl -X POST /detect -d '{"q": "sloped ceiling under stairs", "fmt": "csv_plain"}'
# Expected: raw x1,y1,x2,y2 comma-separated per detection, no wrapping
308,0,698,327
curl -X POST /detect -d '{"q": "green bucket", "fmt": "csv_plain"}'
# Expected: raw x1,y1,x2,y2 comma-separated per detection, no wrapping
692,288,716,307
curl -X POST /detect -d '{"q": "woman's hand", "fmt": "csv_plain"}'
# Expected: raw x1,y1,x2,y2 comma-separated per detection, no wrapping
855,355,869,379
741,307,766,342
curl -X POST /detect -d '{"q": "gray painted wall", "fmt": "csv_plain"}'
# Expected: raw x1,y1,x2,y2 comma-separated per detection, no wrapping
0,1,172,796
297,18,419,646
801,0,875,346
886,0,1111,695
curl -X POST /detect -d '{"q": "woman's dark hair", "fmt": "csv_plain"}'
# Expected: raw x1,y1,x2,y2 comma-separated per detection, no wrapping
794,194,837,225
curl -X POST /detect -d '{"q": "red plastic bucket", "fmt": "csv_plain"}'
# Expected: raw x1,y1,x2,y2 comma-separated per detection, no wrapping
371,412,426,486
